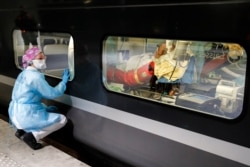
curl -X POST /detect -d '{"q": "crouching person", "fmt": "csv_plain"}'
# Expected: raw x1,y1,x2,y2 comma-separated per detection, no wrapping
8,47,70,150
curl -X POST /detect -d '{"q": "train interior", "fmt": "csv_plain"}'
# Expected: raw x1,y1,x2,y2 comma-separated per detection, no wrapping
103,37,246,119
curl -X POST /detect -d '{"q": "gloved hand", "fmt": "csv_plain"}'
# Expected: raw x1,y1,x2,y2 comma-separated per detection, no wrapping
62,68,70,84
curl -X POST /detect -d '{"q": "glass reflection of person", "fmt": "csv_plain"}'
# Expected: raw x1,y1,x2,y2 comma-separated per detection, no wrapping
15,10,38,45
8,47,70,150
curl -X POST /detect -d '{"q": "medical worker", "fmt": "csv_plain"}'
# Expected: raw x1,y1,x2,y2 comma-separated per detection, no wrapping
8,47,70,150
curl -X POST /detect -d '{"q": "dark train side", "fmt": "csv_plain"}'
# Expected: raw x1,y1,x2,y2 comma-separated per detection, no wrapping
1,1,250,166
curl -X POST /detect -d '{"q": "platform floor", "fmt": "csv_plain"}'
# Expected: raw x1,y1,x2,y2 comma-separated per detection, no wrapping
0,118,90,167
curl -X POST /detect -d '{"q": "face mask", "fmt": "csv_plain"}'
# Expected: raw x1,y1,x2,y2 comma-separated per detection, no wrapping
32,59,47,69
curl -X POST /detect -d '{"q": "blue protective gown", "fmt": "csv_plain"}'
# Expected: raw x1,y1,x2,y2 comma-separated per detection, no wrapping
8,67,66,132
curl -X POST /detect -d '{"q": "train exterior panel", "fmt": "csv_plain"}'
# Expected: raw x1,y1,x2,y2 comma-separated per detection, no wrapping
1,1,250,166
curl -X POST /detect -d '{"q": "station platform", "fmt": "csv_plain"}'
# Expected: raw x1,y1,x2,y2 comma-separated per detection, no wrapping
0,118,90,167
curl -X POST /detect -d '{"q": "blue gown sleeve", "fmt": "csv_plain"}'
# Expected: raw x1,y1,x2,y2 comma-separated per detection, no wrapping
30,72,66,99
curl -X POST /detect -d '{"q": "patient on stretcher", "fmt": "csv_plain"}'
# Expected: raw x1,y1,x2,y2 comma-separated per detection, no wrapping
106,40,195,96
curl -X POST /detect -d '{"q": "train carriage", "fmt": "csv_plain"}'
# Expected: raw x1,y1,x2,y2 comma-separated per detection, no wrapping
1,0,250,166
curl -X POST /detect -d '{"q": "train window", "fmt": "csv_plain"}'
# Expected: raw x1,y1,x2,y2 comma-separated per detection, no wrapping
103,36,246,119
13,30,74,81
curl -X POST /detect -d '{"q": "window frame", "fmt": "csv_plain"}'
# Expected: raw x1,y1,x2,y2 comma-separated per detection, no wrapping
12,30,74,81
102,36,246,119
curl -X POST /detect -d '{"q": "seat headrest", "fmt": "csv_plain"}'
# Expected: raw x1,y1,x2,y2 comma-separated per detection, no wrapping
43,44,68,55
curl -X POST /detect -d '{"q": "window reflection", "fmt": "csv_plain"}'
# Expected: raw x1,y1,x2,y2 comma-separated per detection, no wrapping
13,30,74,80
103,36,246,119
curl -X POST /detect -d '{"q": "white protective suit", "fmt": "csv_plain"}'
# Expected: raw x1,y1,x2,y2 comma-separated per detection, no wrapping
8,66,67,141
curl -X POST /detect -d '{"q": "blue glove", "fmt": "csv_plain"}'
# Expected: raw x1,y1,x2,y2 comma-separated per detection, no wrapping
62,69,70,84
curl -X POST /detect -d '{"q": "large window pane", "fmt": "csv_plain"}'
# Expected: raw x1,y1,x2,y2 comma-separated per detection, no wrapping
103,36,246,119
13,30,74,81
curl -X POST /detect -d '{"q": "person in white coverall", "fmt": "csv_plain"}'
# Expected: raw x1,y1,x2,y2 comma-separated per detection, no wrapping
8,47,70,150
